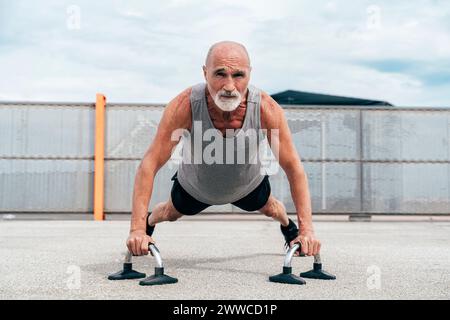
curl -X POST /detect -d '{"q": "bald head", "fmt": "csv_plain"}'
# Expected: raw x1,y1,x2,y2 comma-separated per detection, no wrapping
204,41,251,68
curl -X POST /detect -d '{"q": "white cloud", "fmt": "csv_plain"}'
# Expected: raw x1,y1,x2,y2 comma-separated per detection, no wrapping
0,0,449,106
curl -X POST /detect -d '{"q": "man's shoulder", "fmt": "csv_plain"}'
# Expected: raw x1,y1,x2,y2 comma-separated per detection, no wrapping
166,86,194,116
171,86,193,107
260,90,283,129
160,86,194,131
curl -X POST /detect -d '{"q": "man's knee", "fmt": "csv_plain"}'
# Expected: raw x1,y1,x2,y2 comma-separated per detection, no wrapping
164,198,183,222
259,196,283,218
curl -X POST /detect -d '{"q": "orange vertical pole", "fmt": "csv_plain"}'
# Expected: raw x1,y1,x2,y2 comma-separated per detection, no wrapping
94,93,106,221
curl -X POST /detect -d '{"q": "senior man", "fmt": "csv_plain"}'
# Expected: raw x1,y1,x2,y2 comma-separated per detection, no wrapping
127,41,320,258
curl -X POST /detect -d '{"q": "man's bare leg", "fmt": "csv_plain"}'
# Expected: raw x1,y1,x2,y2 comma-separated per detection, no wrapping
148,196,183,227
259,194,303,255
258,194,290,226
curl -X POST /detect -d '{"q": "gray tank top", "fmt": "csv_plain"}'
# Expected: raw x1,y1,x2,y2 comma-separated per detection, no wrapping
176,83,266,205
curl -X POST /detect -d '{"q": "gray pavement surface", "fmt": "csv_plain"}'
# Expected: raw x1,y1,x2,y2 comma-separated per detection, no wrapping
0,215,449,300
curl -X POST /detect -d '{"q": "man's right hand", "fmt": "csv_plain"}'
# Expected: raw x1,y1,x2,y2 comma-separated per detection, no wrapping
126,230,155,256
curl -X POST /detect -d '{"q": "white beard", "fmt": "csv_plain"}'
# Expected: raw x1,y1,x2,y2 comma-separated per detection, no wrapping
213,90,242,112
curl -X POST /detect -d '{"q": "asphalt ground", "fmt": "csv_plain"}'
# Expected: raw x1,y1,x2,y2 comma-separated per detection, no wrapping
0,214,449,300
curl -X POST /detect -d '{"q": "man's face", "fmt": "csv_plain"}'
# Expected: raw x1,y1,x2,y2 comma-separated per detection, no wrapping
203,47,251,112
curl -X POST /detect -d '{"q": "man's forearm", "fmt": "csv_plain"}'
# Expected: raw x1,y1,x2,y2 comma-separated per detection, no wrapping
286,168,314,233
130,166,156,233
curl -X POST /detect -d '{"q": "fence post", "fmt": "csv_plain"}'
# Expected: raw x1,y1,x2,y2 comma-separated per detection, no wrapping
349,108,371,221
94,93,106,221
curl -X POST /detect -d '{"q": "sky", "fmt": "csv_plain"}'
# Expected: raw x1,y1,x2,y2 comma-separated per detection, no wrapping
0,0,449,106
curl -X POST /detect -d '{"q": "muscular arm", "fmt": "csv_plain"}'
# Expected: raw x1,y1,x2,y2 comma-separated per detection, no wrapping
260,92,314,234
130,88,192,233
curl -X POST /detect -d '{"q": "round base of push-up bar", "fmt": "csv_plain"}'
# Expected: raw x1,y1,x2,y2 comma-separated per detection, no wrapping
139,267,178,286
108,244,178,286
269,243,336,285
269,266,306,285
300,263,336,280
108,262,146,280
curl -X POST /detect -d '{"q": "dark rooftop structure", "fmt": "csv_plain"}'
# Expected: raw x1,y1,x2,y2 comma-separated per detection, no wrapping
271,90,393,106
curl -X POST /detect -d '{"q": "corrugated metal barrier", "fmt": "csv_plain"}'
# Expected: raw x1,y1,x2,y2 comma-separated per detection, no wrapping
1,100,449,217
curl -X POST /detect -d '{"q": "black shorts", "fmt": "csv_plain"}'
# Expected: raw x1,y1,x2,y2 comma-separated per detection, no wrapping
170,172,271,215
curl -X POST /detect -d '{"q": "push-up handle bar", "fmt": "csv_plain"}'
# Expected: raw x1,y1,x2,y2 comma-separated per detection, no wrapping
108,243,178,286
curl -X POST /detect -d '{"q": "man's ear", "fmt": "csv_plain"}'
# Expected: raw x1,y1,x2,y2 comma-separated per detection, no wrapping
248,66,252,80
202,65,207,80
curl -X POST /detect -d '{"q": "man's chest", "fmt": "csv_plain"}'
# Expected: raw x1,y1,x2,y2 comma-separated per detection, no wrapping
207,104,247,136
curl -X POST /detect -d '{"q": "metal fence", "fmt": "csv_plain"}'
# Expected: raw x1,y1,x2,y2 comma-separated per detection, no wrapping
1,101,449,216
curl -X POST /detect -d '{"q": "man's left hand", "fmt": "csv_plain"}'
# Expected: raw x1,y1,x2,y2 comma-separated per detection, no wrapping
289,232,321,256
